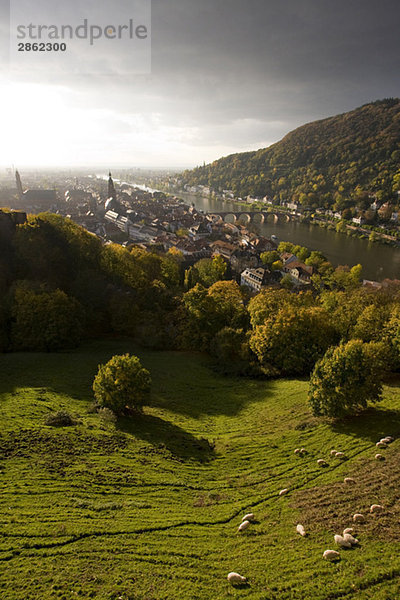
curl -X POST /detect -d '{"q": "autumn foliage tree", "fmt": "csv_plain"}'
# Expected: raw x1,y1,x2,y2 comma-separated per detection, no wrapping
249,306,338,376
308,340,387,417
93,354,151,416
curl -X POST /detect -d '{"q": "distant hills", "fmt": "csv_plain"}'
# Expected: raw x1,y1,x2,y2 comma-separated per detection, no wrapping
182,99,400,210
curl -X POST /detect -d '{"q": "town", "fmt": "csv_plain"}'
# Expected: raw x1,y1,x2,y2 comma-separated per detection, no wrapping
0,169,324,292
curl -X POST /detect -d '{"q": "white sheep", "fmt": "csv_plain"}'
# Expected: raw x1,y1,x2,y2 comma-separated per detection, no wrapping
279,488,289,496
330,449,338,457
296,524,306,537
300,448,307,454
343,533,359,546
370,504,384,514
335,452,346,459
323,549,340,561
375,453,385,461
294,448,301,455
353,513,366,523
242,513,255,522
227,572,247,585
384,436,394,443
238,520,251,532
343,527,354,535
334,534,352,548
344,477,356,484
376,441,387,449
317,459,328,467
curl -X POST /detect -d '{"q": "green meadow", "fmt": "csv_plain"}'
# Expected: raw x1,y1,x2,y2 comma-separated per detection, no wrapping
0,340,399,599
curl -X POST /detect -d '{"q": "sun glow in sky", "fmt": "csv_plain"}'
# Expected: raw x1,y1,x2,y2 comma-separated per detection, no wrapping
0,80,216,169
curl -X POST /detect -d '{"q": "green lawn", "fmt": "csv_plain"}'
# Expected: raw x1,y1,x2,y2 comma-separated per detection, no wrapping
0,339,399,599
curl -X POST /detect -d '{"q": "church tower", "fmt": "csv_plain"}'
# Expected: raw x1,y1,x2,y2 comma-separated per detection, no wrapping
108,171,117,201
15,170,24,201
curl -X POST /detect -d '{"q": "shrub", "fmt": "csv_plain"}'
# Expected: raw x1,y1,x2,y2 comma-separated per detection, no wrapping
11,283,84,352
93,354,151,416
45,411,76,427
308,339,387,417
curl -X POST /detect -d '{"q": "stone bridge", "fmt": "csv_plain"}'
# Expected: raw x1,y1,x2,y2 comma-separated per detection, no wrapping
207,210,292,224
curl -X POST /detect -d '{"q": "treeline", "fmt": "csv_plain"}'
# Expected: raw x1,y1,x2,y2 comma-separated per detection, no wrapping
0,213,399,390
182,99,400,211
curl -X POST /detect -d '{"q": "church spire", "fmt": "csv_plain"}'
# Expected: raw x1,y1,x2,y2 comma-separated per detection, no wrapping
15,169,23,200
108,171,116,201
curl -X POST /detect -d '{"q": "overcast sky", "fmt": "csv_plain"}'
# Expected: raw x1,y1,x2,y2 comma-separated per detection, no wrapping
1,0,400,169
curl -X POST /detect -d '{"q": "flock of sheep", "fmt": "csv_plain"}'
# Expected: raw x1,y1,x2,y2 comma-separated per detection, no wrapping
227,435,394,586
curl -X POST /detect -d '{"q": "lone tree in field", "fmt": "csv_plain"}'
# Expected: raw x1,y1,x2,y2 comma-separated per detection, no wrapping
93,354,151,416
308,339,387,418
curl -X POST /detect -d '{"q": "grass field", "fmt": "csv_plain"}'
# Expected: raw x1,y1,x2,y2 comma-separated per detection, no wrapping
0,339,399,600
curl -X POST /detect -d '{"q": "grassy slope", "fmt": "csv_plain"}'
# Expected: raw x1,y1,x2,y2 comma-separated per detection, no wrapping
0,339,399,600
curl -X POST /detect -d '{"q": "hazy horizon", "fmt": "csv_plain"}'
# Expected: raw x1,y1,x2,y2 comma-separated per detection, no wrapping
1,0,400,169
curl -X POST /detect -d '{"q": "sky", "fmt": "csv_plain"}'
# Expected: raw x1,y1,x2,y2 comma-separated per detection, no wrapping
1,0,400,169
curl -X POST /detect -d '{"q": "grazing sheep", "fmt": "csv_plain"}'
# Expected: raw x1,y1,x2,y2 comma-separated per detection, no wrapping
370,504,384,514
334,534,352,548
323,549,340,561
381,437,394,444
343,527,354,535
376,441,387,449
296,524,306,537
343,533,359,546
330,449,338,457
294,448,301,455
317,459,328,467
279,488,289,496
375,453,385,461
344,477,356,484
227,572,246,585
238,520,251,532
335,452,346,459
300,448,307,454
353,513,366,523
242,513,255,522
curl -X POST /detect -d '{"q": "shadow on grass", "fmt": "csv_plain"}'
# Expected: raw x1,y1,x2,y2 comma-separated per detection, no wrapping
330,406,400,442
116,412,215,462
0,340,274,419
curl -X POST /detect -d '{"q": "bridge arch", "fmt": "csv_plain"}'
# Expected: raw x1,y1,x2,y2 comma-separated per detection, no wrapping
223,213,237,223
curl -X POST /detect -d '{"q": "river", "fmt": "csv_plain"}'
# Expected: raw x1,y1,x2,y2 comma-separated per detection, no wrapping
180,193,400,282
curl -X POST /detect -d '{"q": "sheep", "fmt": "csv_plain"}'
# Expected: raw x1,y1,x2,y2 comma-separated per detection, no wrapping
300,448,307,454
323,549,340,561
376,441,387,449
279,488,289,496
334,534,352,548
375,453,385,461
344,477,356,484
242,513,255,522
370,504,384,514
317,459,328,467
296,524,306,537
381,436,394,444
343,527,354,535
335,452,346,459
353,513,366,523
294,448,301,455
343,533,359,546
227,572,247,585
238,520,251,532
330,449,338,457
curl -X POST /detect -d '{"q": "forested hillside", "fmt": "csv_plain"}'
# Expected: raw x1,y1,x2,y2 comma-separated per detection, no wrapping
182,99,400,210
